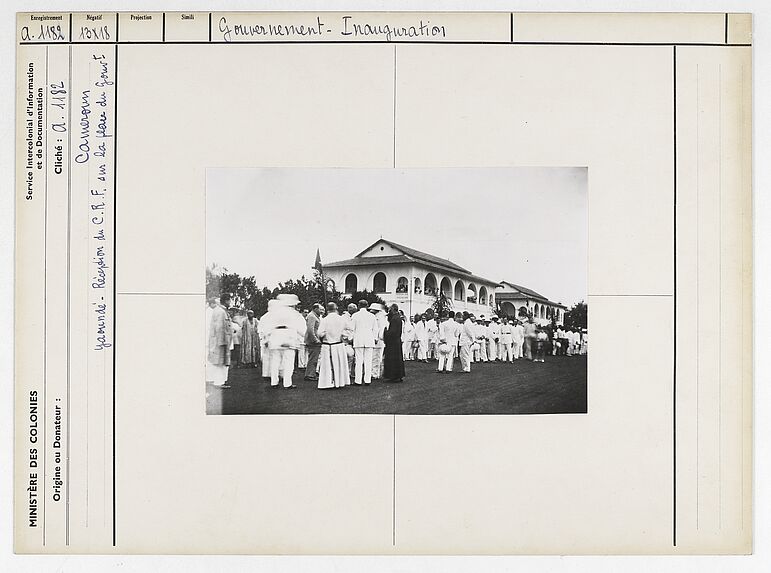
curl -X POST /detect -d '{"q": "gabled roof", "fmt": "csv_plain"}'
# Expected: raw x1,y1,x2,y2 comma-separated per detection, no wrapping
323,240,500,286
498,281,549,301
323,255,413,268
496,292,567,309
354,239,470,274
463,273,500,287
497,282,567,309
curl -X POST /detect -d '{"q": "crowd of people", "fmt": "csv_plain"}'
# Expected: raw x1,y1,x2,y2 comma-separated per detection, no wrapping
205,293,588,390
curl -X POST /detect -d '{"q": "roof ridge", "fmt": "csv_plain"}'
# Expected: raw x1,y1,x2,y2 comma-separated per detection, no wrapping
377,238,471,274
500,280,549,300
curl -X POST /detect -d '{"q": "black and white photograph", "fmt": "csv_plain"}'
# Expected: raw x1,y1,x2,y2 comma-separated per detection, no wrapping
8,3,762,561
205,167,587,415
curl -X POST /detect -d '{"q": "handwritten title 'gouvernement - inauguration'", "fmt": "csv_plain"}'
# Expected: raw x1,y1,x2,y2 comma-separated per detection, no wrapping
218,15,448,42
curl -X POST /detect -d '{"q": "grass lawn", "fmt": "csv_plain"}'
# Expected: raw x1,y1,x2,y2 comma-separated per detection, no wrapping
207,355,587,415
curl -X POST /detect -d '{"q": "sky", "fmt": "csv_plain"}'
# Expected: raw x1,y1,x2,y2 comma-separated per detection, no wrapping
206,167,587,307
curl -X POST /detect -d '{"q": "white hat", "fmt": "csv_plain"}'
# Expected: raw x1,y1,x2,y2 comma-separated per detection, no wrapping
276,293,300,307
369,302,385,312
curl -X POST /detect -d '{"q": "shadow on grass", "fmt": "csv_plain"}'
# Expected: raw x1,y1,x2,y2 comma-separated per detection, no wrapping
206,356,587,415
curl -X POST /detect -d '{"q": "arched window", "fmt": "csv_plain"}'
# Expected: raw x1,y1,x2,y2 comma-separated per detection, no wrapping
396,276,408,293
534,303,540,317
414,277,422,294
501,301,516,318
440,277,452,298
425,273,437,296
467,284,477,303
540,306,545,319
344,273,358,294
454,280,464,301
373,272,387,293
479,286,488,305
518,306,528,318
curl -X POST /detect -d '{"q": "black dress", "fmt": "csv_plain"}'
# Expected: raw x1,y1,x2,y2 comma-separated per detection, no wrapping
382,315,406,382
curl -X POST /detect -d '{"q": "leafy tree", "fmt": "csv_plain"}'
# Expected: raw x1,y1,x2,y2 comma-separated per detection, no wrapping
564,301,588,329
205,265,351,317
208,272,256,309
205,266,249,306
221,273,250,308
206,266,276,313
339,289,386,310
266,269,342,311
273,276,319,310
244,287,273,317
431,289,453,318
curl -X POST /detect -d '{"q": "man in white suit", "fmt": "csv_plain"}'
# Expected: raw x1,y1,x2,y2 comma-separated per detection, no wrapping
452,312,464,368
267,294,306,389
512,319,525,360
500,317,514,362
402,315,415,361
459,313,476,373
436,312,455,372
414,314,429,363
343,303,358,377
351,299,379,385
370,303,388,379
258,299,279,379
472,317,485,363
426,316,439,360
489,316,502,361
478,317,489,363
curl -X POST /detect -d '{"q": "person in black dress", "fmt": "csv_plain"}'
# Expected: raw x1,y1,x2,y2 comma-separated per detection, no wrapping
382,304,406,382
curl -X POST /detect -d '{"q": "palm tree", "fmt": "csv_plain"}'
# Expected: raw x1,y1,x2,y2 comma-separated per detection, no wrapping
431,289,453,317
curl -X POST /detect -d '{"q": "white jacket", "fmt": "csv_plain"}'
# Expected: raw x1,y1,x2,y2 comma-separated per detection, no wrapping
265,306,305,350
351,309,379,348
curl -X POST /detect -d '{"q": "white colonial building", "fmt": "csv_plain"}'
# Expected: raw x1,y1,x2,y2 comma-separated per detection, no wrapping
323,239,500,318
495,281,566,326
